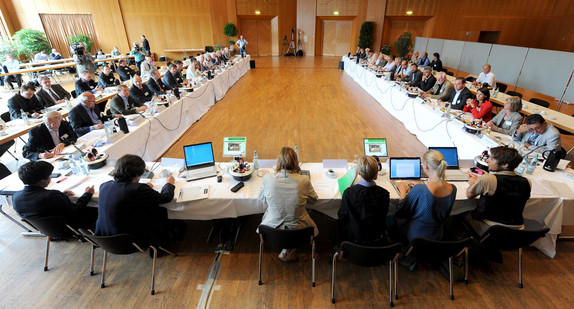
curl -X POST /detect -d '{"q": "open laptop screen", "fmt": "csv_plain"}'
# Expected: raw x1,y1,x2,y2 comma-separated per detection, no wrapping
364,138,388,157
429,147,459,168
223,137,247,157
389,158,421,179
183,142,215,169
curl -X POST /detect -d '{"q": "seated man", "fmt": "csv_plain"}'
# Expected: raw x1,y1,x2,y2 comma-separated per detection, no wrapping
22,111,77,160
68,92,112,137
147,69,172,96
140,56,156,80
174,61,186,85
8,84,44,120
13,160,97,230
421,72,453,99
417,52,430,68
472,64,496,88
437,77,472,110
98,65,120,89
109,85,147,115
415,67,436,91
35,76,72,108
464,147,531,237
3,54,23,90
50,49,63,60
512,114,562,155
75,70,103,95
129,74,154,104
117,59,137,81
163,64,183,89
401,63,423,86
34,51,49,62
410,50,421,65
394,60,410,80
382,55,396,72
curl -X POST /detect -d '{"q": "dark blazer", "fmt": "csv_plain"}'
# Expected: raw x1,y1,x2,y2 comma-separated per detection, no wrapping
142,38,151,53
68,103,108,137
117,65,136,81
439,87,473,110
13,185,96,229
7,92,44,120
109,94,143,115
35,84,71,108
162,71,181,89
404,70,423,86
147,77,171,95
22,121,77,160
98,72,120,88
75,78,98,96
431,59,443,72
95,180,175,247
129,84,153,104
416,74,437,92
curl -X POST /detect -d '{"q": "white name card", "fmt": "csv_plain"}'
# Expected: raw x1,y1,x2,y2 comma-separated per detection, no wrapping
107,131,125,144
322,159,348,169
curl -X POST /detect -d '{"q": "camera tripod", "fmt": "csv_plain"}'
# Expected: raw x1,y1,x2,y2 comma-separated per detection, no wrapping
285,29,296,56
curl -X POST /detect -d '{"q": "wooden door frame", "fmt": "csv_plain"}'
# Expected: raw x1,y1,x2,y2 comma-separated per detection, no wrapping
315,16,355,56
238,15,276,56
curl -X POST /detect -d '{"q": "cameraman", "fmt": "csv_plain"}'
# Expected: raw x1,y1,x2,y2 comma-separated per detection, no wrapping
72,43,95,76
130,42,146,71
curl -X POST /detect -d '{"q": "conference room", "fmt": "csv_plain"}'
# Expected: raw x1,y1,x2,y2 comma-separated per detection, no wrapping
1,0,574,308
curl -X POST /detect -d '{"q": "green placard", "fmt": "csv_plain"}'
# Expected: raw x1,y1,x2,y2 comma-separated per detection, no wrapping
338,168,357,197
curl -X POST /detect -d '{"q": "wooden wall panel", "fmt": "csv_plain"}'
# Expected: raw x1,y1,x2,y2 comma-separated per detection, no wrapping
240,19,258,55
278,0,297,55
257,19,272,56
210,0,231,46
321,20,337,56
316,0,359,16
297,0,316,56
236,0,277,16
385,0,437,16
366,0,387,52
335,20,352,56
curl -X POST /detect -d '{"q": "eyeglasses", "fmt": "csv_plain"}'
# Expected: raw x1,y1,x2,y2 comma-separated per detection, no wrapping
528,125,544,132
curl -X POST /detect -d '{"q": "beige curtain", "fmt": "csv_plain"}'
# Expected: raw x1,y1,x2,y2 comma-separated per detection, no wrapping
39,13,101,58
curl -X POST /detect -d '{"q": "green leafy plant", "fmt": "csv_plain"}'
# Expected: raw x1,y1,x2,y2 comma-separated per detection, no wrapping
12,28,51,60
223,23,238,46
0,38,21,62
358,21,374,49
66,33,95,53
380,44,391,55
393,32,413,58
214,44,222,51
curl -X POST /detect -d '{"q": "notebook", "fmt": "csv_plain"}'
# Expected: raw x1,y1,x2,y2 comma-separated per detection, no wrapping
428,147,469,181
183,142,217,181
389,157,422,195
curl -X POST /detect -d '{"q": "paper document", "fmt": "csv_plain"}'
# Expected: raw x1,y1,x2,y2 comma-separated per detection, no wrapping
49,175,89,192
337,168,356,197
177,185,210,203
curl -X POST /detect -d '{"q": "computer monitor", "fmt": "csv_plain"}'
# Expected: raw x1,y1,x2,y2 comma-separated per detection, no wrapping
183,142,215,169
223,137,247,157
429,147,459,169
389,157,421,179
363,138,388,157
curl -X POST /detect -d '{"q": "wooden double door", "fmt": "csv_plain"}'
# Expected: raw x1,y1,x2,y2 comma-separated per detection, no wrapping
239,19,272,56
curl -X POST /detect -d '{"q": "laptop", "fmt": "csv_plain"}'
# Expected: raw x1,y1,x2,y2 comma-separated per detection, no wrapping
183,142,217,181
389,157,423,195
364,138,388,158
429,147,469,181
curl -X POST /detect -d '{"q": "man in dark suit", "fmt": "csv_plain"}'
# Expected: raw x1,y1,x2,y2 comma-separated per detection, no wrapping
109,85,147,115
22,111,77,160
68,92,112,137
75,70,103,96
438,77,473,110
129,74,154,104
147,69,173,96
35,76,71,108
415,67,436,92
402,63,423,86
162,64,181,89
13,161,97,229
8,84,44,120
98,65,120,88
117,59,137,81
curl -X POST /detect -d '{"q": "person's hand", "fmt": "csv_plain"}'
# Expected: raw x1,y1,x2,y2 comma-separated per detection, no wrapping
30,112,41,118
63,190,75,196
398,181,409,198
85,185,95,195
56,99,65,104
468,172,479,186
472,80,479,86
40,151,54,159
92,124,104,130
486,122,494,128
466,98,474,106
113,114,122,118
96,87,104,92
525,141,532,148
137,106,148,112
146,182,154,188
517,123,529,134
166,176,175,184
53,143,65,155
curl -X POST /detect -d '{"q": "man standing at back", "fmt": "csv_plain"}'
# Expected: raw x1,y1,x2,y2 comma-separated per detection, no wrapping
236,35,248,58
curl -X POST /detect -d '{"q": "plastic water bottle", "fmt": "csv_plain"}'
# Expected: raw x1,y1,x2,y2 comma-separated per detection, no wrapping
65,98,73,110
20,109,29,125
445,103,451,118
526,154,539,175
516,157,527,175
253,150,259,170
104,121,114,138
70,154,81,175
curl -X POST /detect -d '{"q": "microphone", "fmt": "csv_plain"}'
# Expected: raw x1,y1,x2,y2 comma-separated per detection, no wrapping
61,135,85,155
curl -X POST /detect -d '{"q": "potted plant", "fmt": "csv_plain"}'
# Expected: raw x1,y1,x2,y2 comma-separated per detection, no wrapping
358,21,374,49
66,33,95,53
393,32,413,58
12,28,51,60
380,44,391,55
223,22,238,45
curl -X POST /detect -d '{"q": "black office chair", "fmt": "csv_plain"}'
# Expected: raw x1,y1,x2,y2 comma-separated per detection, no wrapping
404,237,471,300
464,219,549,288
205,46,214,53
529,98,550,108
257,225,316,287
331,242,402,306
465,76,476,83
506,90,523,98
79,229,176,295
496,82,508,93
445,71,454,76
22,216,80,271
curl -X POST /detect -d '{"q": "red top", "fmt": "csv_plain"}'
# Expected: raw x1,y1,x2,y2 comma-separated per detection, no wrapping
463,99,493,122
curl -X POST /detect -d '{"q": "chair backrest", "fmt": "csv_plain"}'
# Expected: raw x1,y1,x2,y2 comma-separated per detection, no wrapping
529,98,550,108
23,216,76,239
465,76,476,82
258,225,314,249
445,71,454,76
482,225,549,250
496,82,508,93
79,229,142,255
407,237,471,260
506,90,523,98
71,90,77,99
1,112,11,123
0,163,11,180
205,46,214,53
340,241,402,267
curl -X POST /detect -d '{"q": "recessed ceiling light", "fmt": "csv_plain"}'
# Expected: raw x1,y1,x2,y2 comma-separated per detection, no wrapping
406,11,413,15
333,11,340,15
255,10,261,15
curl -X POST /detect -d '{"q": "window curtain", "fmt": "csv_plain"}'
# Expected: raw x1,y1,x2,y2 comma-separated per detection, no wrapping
39,13,101,58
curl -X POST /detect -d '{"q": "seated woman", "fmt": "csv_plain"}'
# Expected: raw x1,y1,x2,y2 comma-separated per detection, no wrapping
463,87,493,122
486,96,523,135
259,147,318,262
13,161,97,230
95,154,182,248
392,150,457,244
431,52,443,72
338,156,390,246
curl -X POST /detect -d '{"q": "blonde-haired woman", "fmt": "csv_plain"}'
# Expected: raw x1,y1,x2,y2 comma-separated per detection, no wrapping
338,156,390,245
259,147,318,262
393,150,457,243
